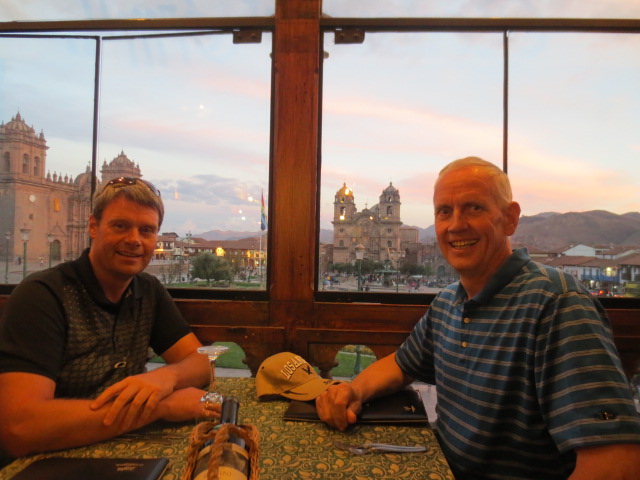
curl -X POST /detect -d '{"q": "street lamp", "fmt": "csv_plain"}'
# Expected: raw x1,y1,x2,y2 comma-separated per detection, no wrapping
20,228,31,280
47,233,54,268
355,243,365,291
185,231,192,282
4,232,10,284
394,250,406,293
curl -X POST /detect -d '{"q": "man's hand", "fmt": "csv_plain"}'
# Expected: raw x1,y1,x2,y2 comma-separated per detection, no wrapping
90,368,177,430
315,353,412,432
315,382,362,431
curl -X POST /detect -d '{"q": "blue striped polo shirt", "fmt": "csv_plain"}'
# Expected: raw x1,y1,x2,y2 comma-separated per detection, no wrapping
396,248,640,480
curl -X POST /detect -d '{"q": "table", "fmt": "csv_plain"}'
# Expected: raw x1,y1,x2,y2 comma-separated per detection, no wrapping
0,377,455,480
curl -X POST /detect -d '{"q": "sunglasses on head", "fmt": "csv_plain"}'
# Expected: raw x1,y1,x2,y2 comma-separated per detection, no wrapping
105,177,161,197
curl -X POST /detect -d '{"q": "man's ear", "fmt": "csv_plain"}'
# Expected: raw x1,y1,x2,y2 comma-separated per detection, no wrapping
504,201,521,236
88,215,98,240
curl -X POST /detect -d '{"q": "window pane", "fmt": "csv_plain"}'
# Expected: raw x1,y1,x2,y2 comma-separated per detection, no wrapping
0,1,275,22
99,33,271,289
320,32,503,292
1,36,96,283
323,1,640,19
509,33,640,250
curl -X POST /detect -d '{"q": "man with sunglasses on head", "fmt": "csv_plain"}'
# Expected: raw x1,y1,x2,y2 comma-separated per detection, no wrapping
0,177,212,458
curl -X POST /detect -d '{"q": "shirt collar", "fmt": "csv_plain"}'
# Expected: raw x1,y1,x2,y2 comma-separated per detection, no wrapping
72,248,140,312
454,247,531,307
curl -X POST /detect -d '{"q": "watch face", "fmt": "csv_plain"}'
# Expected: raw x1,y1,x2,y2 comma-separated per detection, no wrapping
29,194,36,203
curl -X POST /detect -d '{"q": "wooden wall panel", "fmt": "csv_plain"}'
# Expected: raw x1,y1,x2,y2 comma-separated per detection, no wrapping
175,299,269,327
312,302,427,330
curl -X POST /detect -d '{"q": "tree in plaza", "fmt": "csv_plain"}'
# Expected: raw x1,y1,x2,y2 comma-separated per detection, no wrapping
360,258,379,275
398,261,433,289
332,262,348,275
190,252,231,286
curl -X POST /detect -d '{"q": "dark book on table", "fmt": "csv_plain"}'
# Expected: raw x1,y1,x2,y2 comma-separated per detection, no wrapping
284,387,429,424
9,457,168,480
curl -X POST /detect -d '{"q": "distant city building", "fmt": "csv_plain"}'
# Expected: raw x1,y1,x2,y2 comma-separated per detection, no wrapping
544,243,640,293
0,112,142,264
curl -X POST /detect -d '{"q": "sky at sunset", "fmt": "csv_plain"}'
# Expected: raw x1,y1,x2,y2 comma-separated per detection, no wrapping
1,1,639,236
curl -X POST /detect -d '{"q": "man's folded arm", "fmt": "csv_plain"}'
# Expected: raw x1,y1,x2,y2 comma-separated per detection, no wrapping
0,371,204,457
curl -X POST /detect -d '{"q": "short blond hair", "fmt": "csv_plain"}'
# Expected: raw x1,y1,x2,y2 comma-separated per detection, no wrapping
93,177,164,227
437,156,513,208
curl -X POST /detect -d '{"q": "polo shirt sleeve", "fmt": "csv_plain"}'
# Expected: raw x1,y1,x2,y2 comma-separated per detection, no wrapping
0,276,67,380
396,309,436,385
148,279,193,356
535,290,640,451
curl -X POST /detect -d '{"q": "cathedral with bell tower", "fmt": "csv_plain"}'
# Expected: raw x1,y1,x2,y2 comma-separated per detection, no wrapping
0,112,145,268
332,182,406,265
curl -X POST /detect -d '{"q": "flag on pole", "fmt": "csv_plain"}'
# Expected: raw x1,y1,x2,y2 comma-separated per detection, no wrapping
261,190,268,231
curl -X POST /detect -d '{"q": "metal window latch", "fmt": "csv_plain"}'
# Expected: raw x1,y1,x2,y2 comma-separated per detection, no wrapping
335,29,365,44
233,29,262,44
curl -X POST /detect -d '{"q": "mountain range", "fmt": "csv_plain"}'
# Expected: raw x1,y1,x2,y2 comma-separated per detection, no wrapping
197,211,640,252
511,210,640,250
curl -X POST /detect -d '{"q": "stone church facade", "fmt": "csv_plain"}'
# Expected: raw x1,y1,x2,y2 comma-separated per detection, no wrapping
329,182,454,281
1,112,143,265
332,182,415,265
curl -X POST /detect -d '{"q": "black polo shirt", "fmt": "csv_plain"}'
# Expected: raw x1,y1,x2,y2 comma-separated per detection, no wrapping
0,249,191,398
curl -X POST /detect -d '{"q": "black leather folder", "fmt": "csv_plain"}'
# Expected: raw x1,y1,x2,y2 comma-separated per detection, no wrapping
9,457,169,480
284,388,429,423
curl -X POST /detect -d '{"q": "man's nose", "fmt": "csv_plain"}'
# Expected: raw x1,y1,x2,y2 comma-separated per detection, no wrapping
448,209,468,231
124,228,142,244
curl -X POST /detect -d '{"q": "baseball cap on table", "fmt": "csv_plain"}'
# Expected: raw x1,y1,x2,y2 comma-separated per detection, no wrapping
256,352,339,401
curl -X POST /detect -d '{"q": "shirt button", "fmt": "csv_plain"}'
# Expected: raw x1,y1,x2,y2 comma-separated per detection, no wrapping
598,411,617,420
461,341,468,348
463,317,471,324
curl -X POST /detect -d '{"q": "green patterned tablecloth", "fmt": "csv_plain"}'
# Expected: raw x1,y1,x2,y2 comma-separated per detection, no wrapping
0,377,454,480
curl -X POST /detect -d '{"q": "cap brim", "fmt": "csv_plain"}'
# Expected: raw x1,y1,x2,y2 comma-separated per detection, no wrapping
279,378,340,401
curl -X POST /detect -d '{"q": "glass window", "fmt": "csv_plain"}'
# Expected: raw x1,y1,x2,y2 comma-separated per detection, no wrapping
320,31,503,293
1,30,271,289
1,36,96,282
99,32,271,289
0,1,275,22
320,26,639,297
323,1,640,19
509,32,640,249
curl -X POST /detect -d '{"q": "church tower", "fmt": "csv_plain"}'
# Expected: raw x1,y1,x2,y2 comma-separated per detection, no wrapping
99,150,142,187
379,182,401,222
332,183,357,261
0,112,85,265
333,183,356,222
378,182,402,252
0,112,49,179
0,112,51,265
